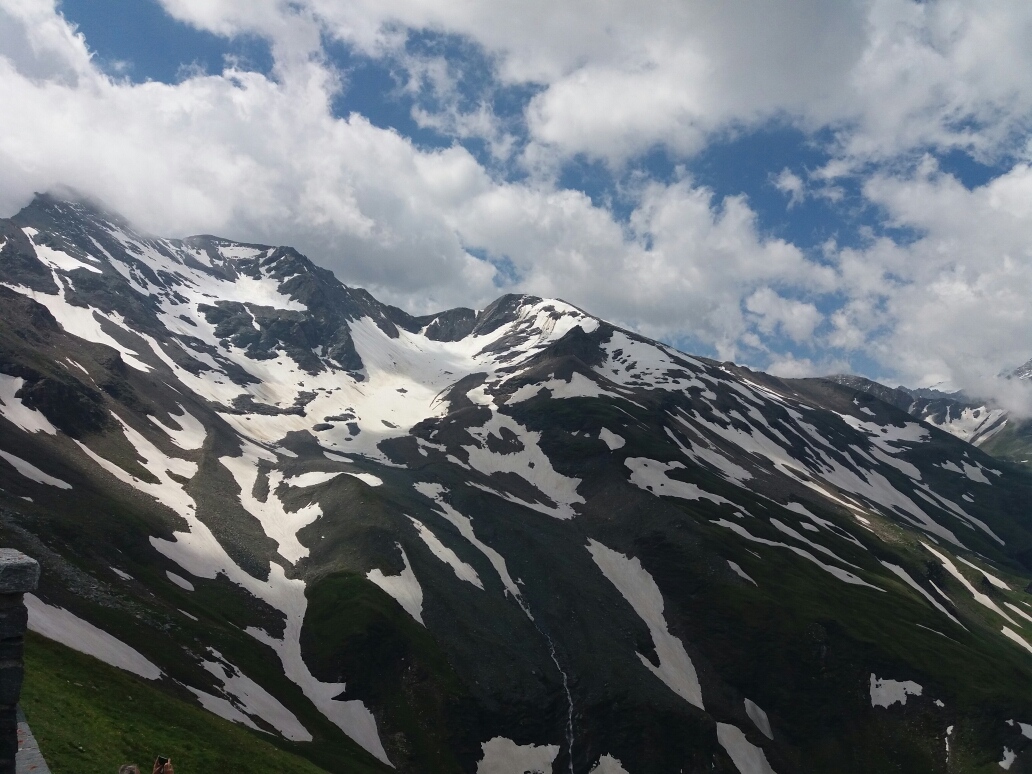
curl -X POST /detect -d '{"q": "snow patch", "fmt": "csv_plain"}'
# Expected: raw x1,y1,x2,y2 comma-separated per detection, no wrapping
599,428,625,450
148,405,207,450
166,570,194,591
476,737,559,774
367,544,424,625
956,556,1010,589
745,698,773,740
0,450,71,489
922,543,1017,625
587,540,703,709
728,561,757,586
713,519,881,590
625,457,731,506
415,482,527,615
408,516,483,589
1002,627,1032,656
198,649,312,741
0,375,57,434
870,674,922,707
879,561,963,627
716,723,777,774
589,754,630,773
25,593,161,680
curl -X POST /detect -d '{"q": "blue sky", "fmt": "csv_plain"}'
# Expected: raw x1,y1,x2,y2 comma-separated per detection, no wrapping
2,0,1031,399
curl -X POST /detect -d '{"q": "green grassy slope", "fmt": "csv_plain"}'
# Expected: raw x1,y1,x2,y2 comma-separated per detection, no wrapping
20,632,334,774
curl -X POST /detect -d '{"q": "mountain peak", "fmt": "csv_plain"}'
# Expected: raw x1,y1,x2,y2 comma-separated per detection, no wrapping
4,198,1032,773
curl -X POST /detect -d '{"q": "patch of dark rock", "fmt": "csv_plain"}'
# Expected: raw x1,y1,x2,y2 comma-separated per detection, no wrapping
346,422,361,436
313,423,334,431
486,426,525,455
0,220,60,294
229,394,304,416
324,412,356,422
12,370,107,437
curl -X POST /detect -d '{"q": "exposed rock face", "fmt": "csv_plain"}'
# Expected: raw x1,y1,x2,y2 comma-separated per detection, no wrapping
2,194,1032,773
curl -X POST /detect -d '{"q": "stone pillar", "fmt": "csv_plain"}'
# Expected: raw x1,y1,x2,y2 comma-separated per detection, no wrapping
0,551,39,774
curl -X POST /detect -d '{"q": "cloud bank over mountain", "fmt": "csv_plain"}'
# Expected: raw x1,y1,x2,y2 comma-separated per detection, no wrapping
1,0,1031,404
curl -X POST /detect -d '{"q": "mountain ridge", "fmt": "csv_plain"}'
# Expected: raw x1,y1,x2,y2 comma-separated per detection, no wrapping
2,193,1032,773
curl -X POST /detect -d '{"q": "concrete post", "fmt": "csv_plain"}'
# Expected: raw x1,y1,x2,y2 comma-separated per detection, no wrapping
0,551,39,774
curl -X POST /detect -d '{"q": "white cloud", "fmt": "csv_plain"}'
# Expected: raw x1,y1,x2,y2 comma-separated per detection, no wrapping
151,1,1032,168
822,161,1032,398
0,0,830,350
772,168,805,208
766,354,853,380
2,0,1031,405
745,288,823,344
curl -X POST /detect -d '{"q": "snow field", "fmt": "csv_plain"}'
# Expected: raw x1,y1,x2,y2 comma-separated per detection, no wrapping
921,543,1017,626
367,543,425,625
415,482,528,615
25,593,162,680
148,405,207,450
0,449,71,489
506,372,620,403
22,227,101,273
869,674,922,707
4,272,152,371
73,416,391,760
625,457,731,506
879,561,963,627
745,698,773,740
0,375,57,434
712,519,882,590
463,411,584,519
925,405,1007,445
716,723,777,774
476,737,559,774
728,561,757,586
197,649,312,741
220,442,322,564
408,516,483,588
587,540,703,709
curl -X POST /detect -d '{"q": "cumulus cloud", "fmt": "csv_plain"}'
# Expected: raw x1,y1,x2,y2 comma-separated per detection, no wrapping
1,0,1031,404
0,0,828,348
154,0,1032,167
772,168,806,208
829,161,1032,390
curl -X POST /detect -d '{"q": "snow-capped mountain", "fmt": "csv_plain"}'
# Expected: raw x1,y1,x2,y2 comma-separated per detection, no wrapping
4,194,1032,773
825,375,1010,447
827,375,1032,473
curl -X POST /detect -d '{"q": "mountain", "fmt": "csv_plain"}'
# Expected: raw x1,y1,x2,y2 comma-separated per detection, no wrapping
826,375,1032,472
1010,359,1032,382
3,193,1032,773
823,375,1010,447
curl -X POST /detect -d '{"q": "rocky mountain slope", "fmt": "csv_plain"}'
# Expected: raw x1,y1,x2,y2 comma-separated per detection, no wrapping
826,375,1032,471
3,194,1032,773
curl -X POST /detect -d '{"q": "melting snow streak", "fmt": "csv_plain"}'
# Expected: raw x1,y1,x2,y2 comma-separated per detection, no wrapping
587,540,703,709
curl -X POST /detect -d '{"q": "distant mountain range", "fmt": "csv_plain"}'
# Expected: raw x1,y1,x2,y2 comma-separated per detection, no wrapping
3,194,1032,773
825,375,1032,471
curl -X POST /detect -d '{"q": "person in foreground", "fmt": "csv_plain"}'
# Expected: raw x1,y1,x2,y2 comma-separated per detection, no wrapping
117,756,173,773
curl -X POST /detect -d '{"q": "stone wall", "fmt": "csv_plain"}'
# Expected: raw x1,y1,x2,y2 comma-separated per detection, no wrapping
0,550,39,774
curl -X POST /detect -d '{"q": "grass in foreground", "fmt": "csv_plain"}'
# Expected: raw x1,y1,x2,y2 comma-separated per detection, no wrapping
21,632,332,774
